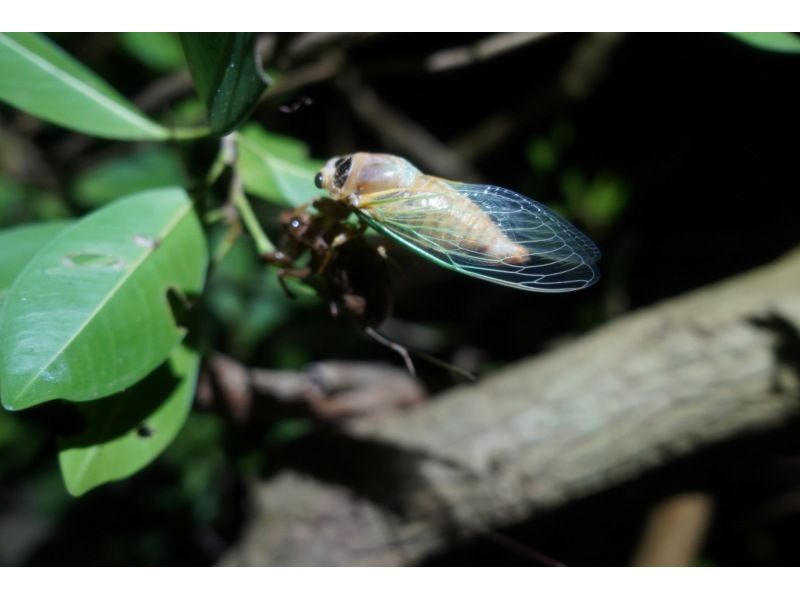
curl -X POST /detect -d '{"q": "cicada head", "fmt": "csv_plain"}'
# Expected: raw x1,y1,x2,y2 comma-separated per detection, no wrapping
315,153,420,201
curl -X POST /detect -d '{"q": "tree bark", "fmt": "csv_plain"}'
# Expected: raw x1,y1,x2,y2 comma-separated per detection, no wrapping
221,248,800,566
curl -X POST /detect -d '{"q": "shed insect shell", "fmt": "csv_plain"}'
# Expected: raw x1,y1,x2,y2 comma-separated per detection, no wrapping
315,153,601,293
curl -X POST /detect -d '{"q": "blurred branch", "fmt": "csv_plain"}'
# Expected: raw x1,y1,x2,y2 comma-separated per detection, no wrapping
426,33,553,72
133,70,193,113
336,69,483,181
632,493,714,566
220,246,800,565
201,353,426,423
261,51,345,102
281,33,374,65
451,32,625,162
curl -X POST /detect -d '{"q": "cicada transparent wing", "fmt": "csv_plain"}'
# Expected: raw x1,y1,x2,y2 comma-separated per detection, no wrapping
354,182,601,292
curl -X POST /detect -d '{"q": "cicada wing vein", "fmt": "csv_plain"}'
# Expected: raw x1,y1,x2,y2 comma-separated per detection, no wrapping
354,183,601,293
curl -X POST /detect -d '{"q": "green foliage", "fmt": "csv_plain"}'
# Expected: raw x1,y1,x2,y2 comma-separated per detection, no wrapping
180,33,268,135
0,220,72,299
0,188,207,411
561,169,630,232
119,32,185,72
727,32,800,53
58,343,200,496
526,119,628,233
0,33,169,140
71,147,187,208
238,124,324,207
0,32,331,494
0,173,70,225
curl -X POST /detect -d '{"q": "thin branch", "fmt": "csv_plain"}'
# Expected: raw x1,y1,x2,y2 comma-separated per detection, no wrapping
450,32,625,162
336,69,483,181
425,33,553,72
632,493,715,566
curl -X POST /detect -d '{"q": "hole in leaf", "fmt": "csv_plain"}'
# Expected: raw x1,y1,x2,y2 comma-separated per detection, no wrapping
62,253,125,269
136,423,155,438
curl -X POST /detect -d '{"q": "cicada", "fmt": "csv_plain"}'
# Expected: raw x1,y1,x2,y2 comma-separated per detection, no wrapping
314,153,601,292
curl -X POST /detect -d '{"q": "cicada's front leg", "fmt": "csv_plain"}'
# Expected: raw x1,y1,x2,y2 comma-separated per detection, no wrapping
314,220,368,275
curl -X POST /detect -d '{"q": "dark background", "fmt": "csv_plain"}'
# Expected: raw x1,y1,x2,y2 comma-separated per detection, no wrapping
1,33,799,565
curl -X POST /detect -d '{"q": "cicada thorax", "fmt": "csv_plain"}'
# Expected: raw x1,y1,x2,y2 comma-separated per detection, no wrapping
369,174,530,266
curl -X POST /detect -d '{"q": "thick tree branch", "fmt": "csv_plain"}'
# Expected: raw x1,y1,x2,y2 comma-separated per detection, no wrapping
221,247,800,565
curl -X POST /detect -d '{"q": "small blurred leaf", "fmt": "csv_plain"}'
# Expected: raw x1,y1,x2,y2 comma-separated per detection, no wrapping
180,33,268,135
58,343,200,496
561,169,630,231
238,124,323,207
72,147,187,208
119,32,185,71
0,220,72,300
526,138,557,173
0,33,168,140
727,32,800,53
163,97,205,128
0,188,207,411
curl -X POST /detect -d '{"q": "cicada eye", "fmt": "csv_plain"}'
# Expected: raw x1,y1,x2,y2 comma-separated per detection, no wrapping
314,172,323,189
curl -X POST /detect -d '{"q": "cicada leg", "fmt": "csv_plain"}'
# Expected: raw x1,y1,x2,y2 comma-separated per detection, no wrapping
364,327,416,378
314,224,365,274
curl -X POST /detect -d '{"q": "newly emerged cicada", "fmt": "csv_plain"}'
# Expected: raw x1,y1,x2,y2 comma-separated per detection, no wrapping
314,153,601,292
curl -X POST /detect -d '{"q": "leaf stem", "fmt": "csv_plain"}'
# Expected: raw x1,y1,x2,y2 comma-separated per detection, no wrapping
169,125,212,140
230,170,275,255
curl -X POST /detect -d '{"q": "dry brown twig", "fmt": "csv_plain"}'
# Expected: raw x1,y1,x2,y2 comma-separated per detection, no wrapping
203,354,426,423
632,493,715,566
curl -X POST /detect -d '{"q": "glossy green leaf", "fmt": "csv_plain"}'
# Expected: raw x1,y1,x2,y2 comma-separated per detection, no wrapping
0,32,168,140
0,220,72,300
727,32,800,53
238,124,324,207
72,147,187,208
0,188,207,411
180,33,268,135
58,342,200,496
119,32,185,71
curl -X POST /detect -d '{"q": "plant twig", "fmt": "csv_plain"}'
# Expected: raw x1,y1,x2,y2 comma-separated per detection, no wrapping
336,69,483,181
450,32,625,162
632,493,715,566
425,33,553,72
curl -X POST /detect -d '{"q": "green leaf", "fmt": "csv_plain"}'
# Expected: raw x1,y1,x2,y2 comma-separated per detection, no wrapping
58,342,200,496
727,32,800,54
119,32,185,72
0,188,207,411
180,33,268,135
0,220,72,300
0,32,169,140
238,124,324,207
71,147,187,208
